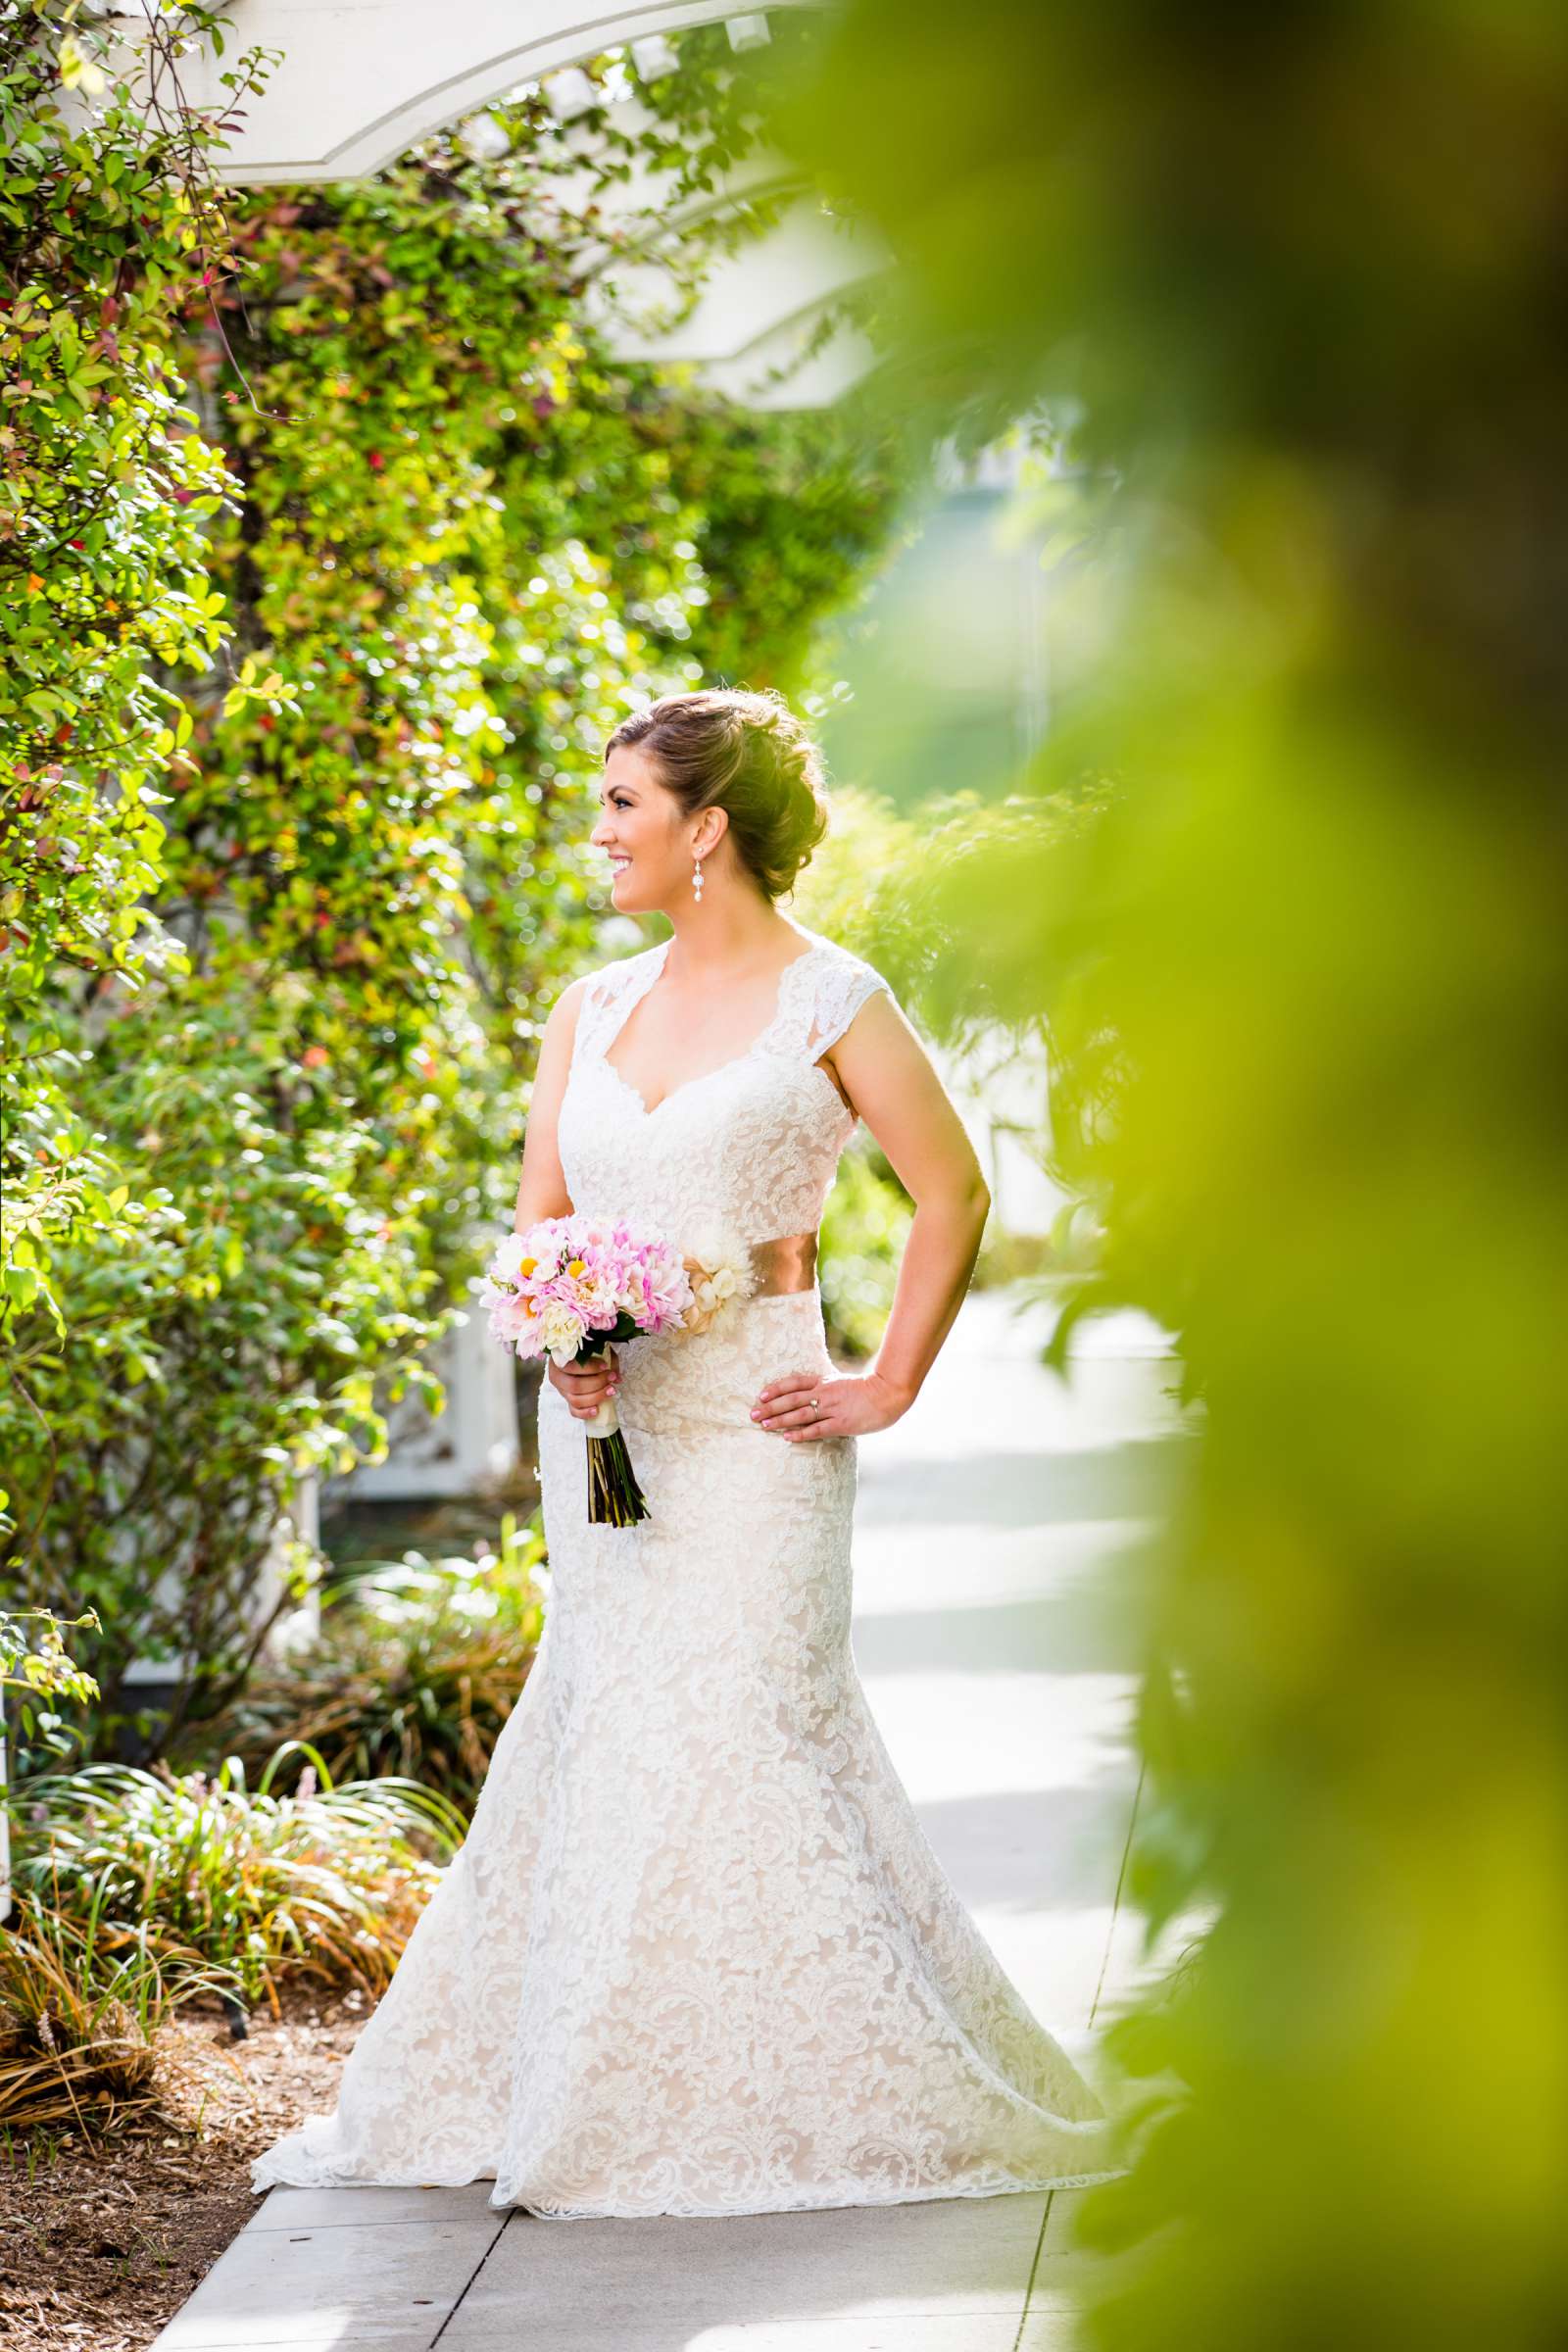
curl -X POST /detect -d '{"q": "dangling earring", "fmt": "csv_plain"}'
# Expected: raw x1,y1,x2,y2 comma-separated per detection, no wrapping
692,854,705,903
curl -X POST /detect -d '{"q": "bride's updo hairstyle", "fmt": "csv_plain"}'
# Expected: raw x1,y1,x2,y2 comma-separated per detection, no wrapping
605,688,830,903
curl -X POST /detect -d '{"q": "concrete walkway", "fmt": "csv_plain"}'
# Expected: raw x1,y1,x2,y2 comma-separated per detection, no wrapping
154,1284,1195,2352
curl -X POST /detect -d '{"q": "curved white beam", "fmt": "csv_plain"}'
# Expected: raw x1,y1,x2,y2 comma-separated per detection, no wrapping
514,93,799,245
588,198,884,365
700,311,879,409
180,0,814,184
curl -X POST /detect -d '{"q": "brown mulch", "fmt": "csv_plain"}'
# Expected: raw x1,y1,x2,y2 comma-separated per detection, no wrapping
0,1985,369,2352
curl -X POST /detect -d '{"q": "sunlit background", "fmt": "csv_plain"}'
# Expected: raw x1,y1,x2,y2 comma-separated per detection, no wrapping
4,2,1565,2345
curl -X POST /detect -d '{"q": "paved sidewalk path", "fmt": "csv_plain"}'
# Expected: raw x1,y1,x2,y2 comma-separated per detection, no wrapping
154,1284,1193,2352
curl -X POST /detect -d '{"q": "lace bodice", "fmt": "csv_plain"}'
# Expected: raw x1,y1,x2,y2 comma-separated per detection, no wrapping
560,926,893,1250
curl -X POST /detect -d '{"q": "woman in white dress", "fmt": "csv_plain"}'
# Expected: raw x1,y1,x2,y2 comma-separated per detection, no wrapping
253,687,1123,2218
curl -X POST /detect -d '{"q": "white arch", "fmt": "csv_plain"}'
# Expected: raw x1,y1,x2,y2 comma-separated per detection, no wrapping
89,1,882,405
182,0,815,185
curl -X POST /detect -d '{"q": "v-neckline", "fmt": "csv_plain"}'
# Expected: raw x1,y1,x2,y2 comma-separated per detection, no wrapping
600,934,822,1120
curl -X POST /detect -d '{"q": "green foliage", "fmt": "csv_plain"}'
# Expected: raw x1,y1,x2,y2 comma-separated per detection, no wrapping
826,783,1122,1330
11,1751,464,2009
0,1603,99,1715
813,781,1112,1043
2,29,910,1748
3,969,467,1745
0,3,283,1337
653,394,921,695
784,3,1568,2345
0,1586,100,1770
794,780,1099,1345
198,1515,550,1809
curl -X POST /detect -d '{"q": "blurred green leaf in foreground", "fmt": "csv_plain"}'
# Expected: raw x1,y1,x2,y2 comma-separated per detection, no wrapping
777,5,1568,2346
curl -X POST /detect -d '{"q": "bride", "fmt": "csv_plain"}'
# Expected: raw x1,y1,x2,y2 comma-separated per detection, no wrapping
253,687,1123,2218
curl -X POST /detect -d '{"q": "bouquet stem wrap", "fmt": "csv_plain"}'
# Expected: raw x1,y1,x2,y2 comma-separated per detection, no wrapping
578,1341,652,1526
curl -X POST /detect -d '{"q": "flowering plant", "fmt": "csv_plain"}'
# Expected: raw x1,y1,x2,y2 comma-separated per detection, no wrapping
479,1216,757,1525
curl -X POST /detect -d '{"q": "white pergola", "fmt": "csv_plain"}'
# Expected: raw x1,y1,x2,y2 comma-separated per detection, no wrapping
181,0,802,181
153,0,883,408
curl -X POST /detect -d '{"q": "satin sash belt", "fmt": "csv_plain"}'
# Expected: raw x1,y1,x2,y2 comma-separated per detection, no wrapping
747,1231,819,1295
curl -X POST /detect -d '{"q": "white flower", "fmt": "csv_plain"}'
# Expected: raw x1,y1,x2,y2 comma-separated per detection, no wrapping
677,1226,758,1337
540,1299,587,1363
684,1219,742,1268
487,1232,526,1284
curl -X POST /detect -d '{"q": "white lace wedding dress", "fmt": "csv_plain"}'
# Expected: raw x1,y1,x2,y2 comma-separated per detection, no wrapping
252,924,1124,2218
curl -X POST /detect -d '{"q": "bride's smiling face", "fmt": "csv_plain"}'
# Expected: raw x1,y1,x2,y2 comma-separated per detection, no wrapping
592,745,694,912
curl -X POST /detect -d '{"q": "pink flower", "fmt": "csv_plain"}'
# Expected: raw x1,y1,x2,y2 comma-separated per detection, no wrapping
479,1212,694,1369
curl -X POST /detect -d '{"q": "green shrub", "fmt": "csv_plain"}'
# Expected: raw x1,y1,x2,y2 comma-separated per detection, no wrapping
2,980,470,1751
11,1751,464,2010
200,1515,549,1810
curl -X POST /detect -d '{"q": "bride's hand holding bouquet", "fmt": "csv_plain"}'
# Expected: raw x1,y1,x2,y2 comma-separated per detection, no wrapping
549,1347,623,1426
479,1214,757,1527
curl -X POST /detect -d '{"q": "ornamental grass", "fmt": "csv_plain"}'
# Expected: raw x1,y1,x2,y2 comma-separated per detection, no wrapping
0,1879,231,2132
8,1749,465,2013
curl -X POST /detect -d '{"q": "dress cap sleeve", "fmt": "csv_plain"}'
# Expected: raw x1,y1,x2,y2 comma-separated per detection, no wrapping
804,951,894,1062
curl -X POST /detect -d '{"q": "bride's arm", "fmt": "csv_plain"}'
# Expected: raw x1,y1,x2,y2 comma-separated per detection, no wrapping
513,974,588,1231
512,975,620,1422
835,992,990,1415
757,991,990,1440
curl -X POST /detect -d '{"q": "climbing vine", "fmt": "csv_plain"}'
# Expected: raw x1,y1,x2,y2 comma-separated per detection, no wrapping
1,17,911,1745
0,1,280,1336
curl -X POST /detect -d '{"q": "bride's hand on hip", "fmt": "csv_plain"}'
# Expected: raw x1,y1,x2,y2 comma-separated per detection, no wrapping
550,1345,620,1421
752,1368,907,1441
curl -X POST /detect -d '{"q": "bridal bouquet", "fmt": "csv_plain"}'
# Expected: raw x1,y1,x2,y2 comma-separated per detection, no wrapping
479,1215,759,1526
